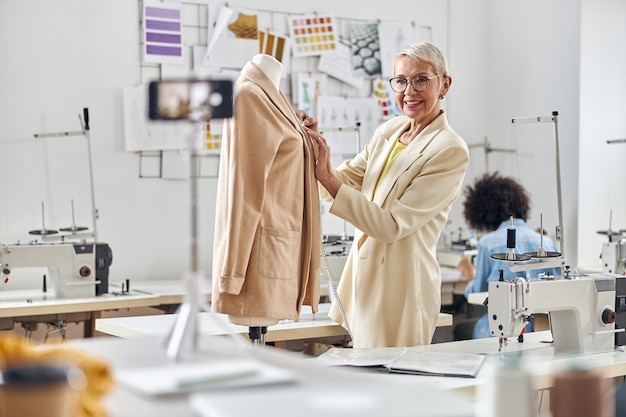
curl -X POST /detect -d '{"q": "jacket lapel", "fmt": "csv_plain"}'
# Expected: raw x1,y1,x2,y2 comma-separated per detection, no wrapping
371,119,442,206
241,62,303,134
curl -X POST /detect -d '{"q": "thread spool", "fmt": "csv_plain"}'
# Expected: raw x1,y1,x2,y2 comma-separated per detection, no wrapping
0,364,84,417
478,358,535,417
506,224,516,249
551,368,612,417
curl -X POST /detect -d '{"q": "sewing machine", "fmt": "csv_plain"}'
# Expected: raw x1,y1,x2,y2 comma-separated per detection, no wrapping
488,273,620,355
0,242,112,299
601,237,626,275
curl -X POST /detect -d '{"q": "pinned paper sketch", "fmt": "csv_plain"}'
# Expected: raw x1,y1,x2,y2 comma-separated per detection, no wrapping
205,5,234,57
122,85,202,151
143,0,184,65
292,73,327,117
377,21,414,77
316,95,379,158
258,30,291,71
350,21,381,77
203,7,261,69
318,41,364,89
288,14,338,57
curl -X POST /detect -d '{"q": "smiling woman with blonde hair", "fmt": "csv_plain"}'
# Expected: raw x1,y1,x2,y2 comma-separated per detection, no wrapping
299,41,470,348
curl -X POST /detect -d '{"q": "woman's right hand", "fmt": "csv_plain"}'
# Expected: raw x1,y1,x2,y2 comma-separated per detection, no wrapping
296,109,319,133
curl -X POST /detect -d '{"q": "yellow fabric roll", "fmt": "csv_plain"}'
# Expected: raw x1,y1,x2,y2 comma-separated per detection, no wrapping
0,335,114,417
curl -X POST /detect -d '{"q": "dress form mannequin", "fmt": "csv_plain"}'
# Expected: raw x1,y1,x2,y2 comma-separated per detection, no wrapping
212,51,321,346
251,53,282,88
227,54,282,337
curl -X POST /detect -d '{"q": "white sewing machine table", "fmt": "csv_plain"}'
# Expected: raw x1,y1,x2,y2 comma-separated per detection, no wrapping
0,290,161,337
96,303,453,345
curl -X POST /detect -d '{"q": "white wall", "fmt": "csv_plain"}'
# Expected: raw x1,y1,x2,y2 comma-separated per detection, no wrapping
448,0,582,269
2,0,618,283
578,0,626,271
0,0,448,283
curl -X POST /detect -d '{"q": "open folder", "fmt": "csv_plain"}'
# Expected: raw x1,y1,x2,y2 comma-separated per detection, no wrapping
316,347,486,378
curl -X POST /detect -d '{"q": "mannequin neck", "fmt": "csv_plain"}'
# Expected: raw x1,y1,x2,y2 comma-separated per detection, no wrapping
252,54,282,88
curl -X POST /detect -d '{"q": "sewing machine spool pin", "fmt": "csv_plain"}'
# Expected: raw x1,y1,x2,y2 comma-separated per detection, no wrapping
59,200,89,233
29,202,59,236
524,214,563,257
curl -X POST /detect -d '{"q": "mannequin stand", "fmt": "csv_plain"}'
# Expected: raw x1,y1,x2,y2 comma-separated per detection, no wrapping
248,326,268,347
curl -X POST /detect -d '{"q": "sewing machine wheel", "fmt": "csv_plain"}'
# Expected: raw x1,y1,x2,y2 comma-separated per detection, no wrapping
28,229,58,235
523,251,562,259
490,253,532,261
60,226,89,232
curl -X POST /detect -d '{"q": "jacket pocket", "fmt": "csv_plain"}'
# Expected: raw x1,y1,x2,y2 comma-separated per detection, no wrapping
258,227,300,279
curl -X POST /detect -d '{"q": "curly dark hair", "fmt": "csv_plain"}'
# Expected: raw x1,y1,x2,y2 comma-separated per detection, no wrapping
462,172,530,233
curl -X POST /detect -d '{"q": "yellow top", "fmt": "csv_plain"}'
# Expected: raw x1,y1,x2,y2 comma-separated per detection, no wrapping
374,140,407,197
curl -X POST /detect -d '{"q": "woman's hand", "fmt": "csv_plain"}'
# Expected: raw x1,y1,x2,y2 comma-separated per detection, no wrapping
303,126,342,198
296,109,319,133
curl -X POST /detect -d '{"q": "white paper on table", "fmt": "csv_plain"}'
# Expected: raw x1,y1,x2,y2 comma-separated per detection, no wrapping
115,358,297,396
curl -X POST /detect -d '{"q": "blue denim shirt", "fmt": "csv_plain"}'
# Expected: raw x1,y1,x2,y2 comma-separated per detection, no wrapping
465,218,561,338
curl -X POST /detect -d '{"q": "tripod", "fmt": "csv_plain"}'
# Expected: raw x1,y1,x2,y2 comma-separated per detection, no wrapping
164,117,212,360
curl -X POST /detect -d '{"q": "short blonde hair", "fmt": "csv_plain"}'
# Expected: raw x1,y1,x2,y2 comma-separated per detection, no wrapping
395,41,449,77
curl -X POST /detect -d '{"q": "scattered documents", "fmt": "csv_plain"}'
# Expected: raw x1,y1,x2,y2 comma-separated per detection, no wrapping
316,347,486,378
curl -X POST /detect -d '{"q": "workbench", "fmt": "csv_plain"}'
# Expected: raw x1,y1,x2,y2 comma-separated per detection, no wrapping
70,334,475,417
0,273,458,341
66,330,626,417
0,289,161,337
95,303,453,345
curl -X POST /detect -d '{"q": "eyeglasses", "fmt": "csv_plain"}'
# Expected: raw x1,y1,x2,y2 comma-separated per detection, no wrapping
389,74,442,93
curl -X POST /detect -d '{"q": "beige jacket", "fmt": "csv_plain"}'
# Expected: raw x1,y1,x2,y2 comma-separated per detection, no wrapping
212,62,321,321
327,112,469,347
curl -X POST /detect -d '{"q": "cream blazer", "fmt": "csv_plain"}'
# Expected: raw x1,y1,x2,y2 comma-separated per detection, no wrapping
212,62,321,321
327,112,469,347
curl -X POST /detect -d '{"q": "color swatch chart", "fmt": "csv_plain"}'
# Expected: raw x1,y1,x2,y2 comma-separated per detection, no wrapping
288,14,337,57
204,121,222,152
372,79,397,120
142,0,184,65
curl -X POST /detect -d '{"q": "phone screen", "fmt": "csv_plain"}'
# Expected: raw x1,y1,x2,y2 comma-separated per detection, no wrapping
148,79,233,121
